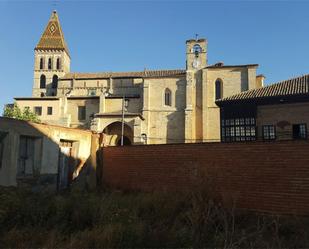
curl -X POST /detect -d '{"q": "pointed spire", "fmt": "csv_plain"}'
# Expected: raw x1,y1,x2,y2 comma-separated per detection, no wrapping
35,10,70,57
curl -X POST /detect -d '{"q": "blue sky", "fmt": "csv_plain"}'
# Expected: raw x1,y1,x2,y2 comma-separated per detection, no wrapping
0,0,309,111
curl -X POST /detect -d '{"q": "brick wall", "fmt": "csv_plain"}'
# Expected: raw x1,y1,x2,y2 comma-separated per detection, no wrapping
102,141,309,215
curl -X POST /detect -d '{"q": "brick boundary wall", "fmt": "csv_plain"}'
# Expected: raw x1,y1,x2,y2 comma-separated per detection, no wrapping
102,141,309,215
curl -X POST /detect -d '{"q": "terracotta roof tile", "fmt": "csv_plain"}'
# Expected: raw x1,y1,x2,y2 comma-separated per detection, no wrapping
217,74,309,103
60,69,186,80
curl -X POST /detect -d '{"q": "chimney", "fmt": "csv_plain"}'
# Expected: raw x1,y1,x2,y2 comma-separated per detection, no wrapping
256,74,265,89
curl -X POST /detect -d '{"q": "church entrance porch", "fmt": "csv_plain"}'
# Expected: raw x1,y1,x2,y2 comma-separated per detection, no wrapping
103,122,133,146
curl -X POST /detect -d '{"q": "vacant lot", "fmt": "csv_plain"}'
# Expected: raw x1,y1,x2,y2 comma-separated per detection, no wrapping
0,186,308,248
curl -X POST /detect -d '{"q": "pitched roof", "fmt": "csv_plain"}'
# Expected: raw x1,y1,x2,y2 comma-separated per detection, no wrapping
206,64,259,69
35,10,70,56
216,74,309,104
60,69,186,80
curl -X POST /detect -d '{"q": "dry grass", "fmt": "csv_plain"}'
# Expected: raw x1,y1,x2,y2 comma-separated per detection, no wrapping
0,186,308,248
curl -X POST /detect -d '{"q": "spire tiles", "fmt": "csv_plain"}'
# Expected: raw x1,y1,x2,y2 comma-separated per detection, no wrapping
35,10,70,56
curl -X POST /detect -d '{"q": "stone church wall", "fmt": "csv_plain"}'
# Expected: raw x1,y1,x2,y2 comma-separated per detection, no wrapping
67,98,99,128
145,77,186,144
203,67,257,141
15,98,61,125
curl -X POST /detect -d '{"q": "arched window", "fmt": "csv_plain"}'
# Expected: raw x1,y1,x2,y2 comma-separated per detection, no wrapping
40,58,44,70
56,58,61,70
52,75,58,88
164,88,172,106
215,79,223,100
48,58,52,70
40,74,46,89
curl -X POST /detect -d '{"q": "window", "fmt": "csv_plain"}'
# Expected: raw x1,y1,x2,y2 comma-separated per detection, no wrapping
34,106,42,116
215,79,223,100
78,106,86,121
164,88,172,106
52,75,58,88
56,58,61,70
48,58,52,70
40,74,46,89
47,107,53,115
0,132,8,169
263,125,276,140
60,139,74,148
221,117,256,142
87,89,96,96
40,58,44,70
293,124,307,139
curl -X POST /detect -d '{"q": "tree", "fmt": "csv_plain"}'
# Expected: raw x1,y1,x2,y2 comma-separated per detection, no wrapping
3,103,40,123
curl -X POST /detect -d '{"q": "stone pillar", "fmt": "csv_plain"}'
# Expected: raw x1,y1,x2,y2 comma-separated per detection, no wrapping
202,69,208,141
133,118,142,144
141,79,150,142
99,93,106,113
185,71,195,143
59,96,70,127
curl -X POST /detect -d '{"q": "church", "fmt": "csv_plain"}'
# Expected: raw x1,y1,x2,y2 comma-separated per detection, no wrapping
15,10,264,146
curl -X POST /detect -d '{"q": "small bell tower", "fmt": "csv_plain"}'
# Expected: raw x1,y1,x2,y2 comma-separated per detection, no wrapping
185,37,207,143
33,10,71,97
186,37,207,71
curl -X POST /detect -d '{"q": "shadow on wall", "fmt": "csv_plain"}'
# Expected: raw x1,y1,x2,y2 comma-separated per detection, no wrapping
166,79,186,143
238,68,249,92
0,117,100,192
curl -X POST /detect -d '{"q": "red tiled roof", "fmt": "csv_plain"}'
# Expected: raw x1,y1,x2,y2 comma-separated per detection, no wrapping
60,69,186,80
217,74,309,103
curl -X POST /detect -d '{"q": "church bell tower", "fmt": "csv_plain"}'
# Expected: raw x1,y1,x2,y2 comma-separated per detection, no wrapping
185,38,207,143
33,10,71,97
186,38,207,70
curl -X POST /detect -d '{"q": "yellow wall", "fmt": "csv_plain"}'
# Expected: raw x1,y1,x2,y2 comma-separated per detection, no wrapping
202,66,258,142
145,77,186,144
66,98,99,128
257,102,309,140
15,99,61,124
0,117,93,187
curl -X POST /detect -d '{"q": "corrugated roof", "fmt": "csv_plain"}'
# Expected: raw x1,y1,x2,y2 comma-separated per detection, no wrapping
35,11,70,56
217,74,309,103
60,69,186,80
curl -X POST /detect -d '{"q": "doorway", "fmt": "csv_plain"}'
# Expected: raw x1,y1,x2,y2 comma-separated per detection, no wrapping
57,139,77,190
103,122,133,146
116,136,132,146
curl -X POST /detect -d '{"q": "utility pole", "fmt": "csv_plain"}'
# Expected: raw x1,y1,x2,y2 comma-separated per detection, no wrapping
121,95,125,146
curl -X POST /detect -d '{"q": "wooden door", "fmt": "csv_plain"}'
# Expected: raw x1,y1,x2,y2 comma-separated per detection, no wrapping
18,136,35,176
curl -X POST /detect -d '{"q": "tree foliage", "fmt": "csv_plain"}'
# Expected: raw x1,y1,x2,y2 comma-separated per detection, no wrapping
3,104,40,123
